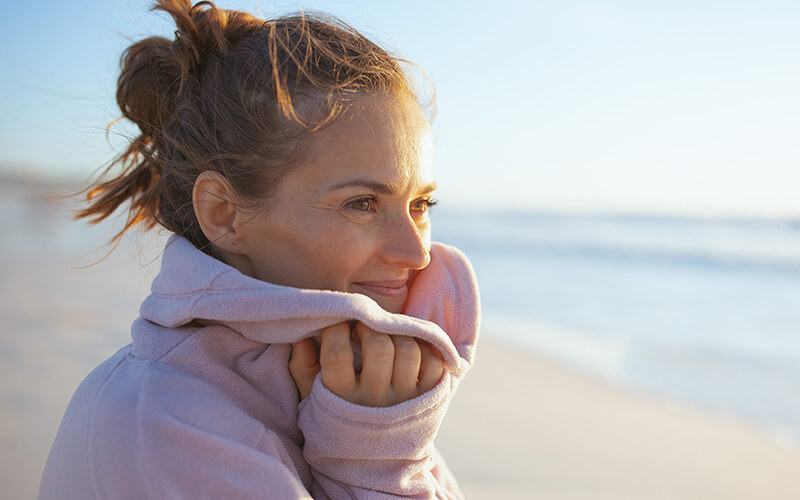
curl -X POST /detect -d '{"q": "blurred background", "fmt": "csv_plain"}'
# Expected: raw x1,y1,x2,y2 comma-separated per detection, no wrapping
2,0,800,498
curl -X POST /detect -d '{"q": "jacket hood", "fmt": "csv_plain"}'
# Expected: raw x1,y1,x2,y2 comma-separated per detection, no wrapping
139,236,480,373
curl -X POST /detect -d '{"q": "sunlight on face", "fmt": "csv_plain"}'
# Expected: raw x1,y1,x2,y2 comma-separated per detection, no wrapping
236,96,436,313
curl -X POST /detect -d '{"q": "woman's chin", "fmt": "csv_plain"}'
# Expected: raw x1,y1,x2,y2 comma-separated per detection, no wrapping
349,285,406,313
365,293,404,313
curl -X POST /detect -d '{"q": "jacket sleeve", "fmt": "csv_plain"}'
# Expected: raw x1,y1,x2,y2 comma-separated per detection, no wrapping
297,373,463,499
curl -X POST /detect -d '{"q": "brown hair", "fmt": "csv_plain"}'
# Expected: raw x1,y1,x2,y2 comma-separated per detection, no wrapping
77,0,425,250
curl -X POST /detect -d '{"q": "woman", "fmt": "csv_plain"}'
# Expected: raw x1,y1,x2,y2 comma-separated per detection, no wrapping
40,1,479,498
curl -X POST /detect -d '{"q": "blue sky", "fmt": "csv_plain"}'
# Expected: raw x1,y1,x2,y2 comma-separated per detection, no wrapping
2,0,799,216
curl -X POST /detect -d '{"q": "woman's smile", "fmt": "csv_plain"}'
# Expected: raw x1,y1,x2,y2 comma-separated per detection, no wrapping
351,279,410,301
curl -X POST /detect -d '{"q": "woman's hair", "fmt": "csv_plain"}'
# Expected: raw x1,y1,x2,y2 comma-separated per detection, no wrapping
77,0,425,250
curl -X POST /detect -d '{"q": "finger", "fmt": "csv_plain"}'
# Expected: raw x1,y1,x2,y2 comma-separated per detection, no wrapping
356,323,394,403
390,335,422,402
288,338,320,400
417,341,444,395
320,323,357,398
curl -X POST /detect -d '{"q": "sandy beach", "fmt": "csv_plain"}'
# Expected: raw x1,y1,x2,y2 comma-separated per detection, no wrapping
437,340,800,499
2,197,800,498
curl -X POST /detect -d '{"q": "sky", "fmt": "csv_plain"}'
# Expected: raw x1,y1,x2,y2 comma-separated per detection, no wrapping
1,0,799,217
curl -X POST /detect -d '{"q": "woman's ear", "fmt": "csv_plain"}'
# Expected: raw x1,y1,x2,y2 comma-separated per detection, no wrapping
192,171,246,255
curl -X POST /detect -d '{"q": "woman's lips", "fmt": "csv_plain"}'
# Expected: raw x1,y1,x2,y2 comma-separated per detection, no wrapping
352,280,409,299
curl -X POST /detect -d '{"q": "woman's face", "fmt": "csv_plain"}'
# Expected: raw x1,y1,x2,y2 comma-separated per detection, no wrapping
234,96,436,313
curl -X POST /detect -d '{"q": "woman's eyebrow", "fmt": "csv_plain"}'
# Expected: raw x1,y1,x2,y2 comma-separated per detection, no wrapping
326,180,437,194
418,182,438,193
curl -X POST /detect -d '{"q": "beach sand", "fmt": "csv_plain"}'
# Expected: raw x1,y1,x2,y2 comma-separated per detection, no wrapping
437,340,800,500
2,216,800,498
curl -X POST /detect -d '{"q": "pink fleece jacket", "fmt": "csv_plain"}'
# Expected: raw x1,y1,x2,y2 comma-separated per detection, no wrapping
40,236,480,499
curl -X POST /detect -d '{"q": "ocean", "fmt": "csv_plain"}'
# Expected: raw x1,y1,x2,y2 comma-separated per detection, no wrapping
433,208,800,447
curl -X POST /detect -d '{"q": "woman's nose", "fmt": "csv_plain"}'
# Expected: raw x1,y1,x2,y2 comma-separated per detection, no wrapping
381,213,431,270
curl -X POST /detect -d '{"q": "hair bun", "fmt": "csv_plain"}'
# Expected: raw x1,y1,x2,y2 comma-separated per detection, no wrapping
116,36,180,139
117,1,262,138
167,0,234,65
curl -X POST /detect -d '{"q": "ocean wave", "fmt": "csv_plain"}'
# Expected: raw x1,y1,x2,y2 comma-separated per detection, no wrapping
434,210,800,274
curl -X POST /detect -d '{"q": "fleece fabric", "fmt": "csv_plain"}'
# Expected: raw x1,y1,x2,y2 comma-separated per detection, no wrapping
40,236,480,499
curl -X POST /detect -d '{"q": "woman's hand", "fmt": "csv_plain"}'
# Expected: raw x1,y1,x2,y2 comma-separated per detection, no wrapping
289,322,444,407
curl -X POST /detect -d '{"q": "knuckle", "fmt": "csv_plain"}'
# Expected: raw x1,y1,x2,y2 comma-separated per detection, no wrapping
421,352,444,372
393,336,421,365
289,344,317,373
321,344,353,369
288,357,302,373
364,333,394,361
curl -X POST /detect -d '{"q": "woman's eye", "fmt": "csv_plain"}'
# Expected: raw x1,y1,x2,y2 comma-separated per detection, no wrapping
346,198,375,212
411,198,438,213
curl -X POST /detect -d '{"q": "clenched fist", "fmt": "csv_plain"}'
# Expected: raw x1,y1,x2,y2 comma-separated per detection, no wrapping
289,322,444,407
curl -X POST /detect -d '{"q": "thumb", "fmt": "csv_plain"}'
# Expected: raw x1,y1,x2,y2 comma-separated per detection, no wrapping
289,338,320,400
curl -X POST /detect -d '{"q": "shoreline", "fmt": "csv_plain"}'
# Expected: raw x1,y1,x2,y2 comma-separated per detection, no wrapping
482,321,800,453
436,338,800,500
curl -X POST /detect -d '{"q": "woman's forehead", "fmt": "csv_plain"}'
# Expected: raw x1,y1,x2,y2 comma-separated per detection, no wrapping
295,96,434,187
342,95,430,140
